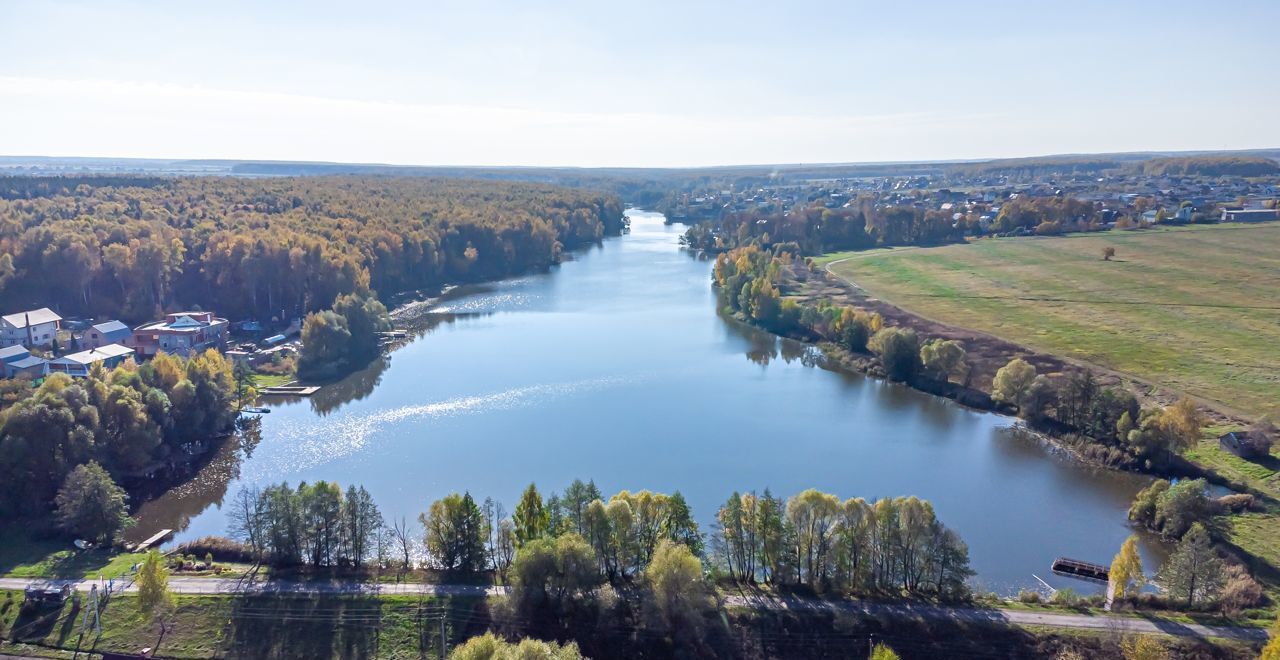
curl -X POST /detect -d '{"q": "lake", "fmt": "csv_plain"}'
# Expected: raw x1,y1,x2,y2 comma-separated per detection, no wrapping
132,209,1162,594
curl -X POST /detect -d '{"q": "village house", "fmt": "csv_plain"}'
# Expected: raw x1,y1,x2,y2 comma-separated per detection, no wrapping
0,345,48,379
81,320,132,349
1221,208,1278,223
129,311,229,358
0,307,62,348
46,343,135,378
1218,431,1273,460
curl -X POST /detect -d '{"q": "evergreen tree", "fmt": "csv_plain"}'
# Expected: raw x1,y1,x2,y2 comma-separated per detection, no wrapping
53,461,133,543
1158,523,1224,605
513,483,549,546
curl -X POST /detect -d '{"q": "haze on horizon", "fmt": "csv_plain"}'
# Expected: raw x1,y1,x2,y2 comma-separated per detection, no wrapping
2,0,1277,169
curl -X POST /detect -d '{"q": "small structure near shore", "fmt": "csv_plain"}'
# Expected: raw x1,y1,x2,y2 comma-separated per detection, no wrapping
1218,430,1272,459
129,528,173,552
1051,557,1109,583
259,385,321,396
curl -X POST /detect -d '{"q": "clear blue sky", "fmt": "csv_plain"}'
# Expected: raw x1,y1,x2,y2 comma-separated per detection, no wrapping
2,0,1277,167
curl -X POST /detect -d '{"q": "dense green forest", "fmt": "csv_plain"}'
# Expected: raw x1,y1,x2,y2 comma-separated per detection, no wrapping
0,176,625,322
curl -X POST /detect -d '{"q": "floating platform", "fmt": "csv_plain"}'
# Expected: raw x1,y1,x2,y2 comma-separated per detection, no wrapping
259,385,321,396
1051,557,1109,583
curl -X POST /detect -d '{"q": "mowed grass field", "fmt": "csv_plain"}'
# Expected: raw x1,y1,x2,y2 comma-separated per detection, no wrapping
824,223,1280,420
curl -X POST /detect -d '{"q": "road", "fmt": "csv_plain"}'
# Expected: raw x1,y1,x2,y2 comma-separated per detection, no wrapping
0,576,1269,643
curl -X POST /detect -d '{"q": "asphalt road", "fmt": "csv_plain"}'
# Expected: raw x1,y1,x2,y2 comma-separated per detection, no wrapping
0,576,1269,643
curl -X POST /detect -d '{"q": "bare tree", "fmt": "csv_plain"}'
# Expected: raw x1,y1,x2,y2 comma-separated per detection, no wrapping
391,515,414,573
227,486,266,565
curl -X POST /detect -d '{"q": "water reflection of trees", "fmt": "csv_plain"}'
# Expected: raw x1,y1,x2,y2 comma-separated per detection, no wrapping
304,311,493,416
126,417,263,542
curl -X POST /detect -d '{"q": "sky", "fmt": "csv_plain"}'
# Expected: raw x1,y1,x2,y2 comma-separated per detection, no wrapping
2,0,1278,168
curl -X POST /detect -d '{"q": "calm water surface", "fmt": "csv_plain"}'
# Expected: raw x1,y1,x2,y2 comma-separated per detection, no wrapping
133,210,1162,594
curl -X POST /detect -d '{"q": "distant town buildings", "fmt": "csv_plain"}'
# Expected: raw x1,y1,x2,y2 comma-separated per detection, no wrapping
1221,208,1278,223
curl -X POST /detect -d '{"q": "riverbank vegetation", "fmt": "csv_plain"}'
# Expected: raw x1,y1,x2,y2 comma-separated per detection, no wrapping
297,291,393,379
0,350,237,530
0,176,625,323
712,241,1280,605
713,490,972,599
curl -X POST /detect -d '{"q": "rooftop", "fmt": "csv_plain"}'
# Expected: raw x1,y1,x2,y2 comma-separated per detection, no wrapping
0,345,31,360
2,307,62,328
52,343,135,366
91,320,130,334
10,355,49,369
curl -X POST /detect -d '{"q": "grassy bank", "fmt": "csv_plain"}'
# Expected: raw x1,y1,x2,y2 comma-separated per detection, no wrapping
824,223,1280,420
2,589,1262,659
1,590,479,659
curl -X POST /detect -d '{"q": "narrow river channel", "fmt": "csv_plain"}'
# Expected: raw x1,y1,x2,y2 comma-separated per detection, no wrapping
132,209,1162,594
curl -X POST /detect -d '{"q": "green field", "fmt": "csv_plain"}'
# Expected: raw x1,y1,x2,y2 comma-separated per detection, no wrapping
825,223,1280,420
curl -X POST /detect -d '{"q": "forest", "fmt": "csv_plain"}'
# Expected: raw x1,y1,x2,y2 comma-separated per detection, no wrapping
1137,155,1280,177
681,202,964,255
0,349,238,520
0,176,625,322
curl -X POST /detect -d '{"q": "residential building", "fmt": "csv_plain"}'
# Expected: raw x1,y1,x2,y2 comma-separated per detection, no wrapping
1,308,62,348
82,320,132,349
7,355,49,379
1,345,48,378
46,344,135,378
1221,208,1278,223
130,311,229,357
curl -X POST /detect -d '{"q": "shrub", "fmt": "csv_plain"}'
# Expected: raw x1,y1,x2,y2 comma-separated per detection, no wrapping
869,327,921,382
1215,493,1255,514
1219,564,1264,613
175,536,256,563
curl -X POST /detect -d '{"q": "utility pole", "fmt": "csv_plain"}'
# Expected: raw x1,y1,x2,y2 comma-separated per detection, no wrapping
438,612,447,659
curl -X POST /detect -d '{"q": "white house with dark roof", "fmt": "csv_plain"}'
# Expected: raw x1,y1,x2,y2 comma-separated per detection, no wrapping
82,320,133,349
1,308,62,348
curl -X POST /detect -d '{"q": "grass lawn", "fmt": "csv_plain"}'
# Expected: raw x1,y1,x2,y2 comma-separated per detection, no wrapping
0,527,146,580
250,371,295,388
825,223,1280,420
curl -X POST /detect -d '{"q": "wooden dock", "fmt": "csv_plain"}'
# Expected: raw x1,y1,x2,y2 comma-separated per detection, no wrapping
259,385,321,396
1051,557,1109,583
130,528,173,552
